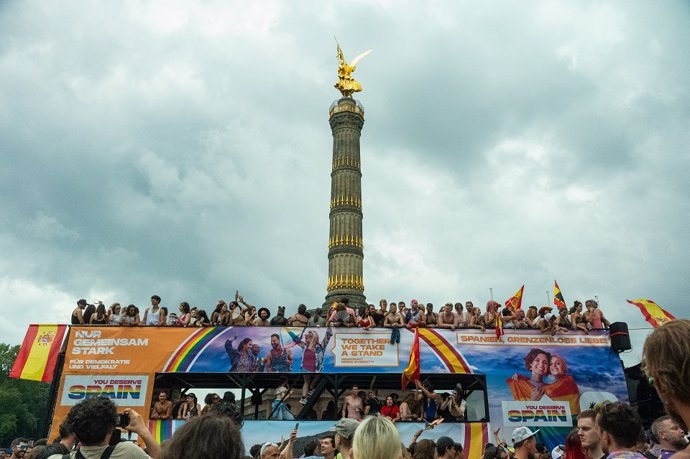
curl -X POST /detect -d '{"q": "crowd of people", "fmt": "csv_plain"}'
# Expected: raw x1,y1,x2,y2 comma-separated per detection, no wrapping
5,319,688,459
70,294,612,334
145,378,470,424
4,399,687,459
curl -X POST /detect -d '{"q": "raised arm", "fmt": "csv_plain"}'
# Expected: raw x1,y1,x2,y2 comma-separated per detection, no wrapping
125,408,161,459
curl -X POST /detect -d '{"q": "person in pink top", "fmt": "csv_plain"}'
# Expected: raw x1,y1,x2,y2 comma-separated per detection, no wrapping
294,328,333,404
586,299,610,329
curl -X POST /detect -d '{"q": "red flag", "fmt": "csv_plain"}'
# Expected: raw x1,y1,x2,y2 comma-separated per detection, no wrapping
504,285,524,310
495,313,504,342
10,324,67,382
627,299,676,328
553,281,566,309
401,329,420,390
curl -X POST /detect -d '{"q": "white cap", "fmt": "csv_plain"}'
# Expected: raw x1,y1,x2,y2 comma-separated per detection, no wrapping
512,426,539,445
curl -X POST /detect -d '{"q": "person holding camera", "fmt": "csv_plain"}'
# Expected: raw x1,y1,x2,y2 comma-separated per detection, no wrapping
48,397,160,459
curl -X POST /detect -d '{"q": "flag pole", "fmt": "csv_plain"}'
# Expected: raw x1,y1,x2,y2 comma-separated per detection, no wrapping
489,288,494,301
545,291,549,305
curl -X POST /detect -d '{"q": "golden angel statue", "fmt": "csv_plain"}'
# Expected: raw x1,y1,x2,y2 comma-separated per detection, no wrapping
334,41,372,97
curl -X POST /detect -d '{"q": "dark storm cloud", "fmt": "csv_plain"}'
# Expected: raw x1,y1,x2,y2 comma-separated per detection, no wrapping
0,1,688,367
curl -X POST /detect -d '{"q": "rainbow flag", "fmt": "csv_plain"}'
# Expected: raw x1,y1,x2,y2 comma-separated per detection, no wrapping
553,281,566,309
149,420,185,444
401,328,420,390
504,285,524,310
10,324,67,382
627,299,676,328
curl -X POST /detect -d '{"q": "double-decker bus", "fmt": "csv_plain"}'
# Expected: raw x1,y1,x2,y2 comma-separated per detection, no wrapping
42,324,627,458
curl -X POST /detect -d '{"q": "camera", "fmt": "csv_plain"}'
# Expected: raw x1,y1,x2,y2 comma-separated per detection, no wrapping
117,412,130,428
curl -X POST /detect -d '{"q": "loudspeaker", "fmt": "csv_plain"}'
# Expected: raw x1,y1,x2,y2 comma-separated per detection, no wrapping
610,322,632,353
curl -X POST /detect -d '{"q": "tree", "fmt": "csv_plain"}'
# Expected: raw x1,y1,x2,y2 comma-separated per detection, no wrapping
0,343,51,446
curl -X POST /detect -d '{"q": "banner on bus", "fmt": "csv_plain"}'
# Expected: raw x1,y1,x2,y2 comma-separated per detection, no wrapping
502,397,572,427
60,374,150,406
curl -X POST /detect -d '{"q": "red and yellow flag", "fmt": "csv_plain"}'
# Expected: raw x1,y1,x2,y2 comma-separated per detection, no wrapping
504,285,524,310
627,299,676,328
554,281,566,309
401,328,420,391
10,324,67,382
495,313,504,342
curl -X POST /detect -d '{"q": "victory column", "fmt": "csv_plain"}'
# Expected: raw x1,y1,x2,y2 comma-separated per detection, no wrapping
324,43,372,310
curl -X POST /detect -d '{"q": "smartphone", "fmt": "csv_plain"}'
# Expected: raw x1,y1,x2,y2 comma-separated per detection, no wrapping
294,422,299,431
117,412,130,428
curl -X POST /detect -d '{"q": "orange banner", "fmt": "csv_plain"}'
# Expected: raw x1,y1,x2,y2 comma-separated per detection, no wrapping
63,326,201,374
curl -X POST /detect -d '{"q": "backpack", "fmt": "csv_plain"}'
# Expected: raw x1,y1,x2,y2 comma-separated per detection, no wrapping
63,445,115,459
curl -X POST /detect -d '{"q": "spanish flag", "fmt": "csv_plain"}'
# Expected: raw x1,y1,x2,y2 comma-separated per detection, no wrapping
627,299,676,328
554,281,566,309
495,313,504,342
504,285,524,310
10,325,67,382
401,328,420,391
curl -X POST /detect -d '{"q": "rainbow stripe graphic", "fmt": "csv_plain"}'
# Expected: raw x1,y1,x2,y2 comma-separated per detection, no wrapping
163,327,226,372
417,328,472,373
148,420,185,444
415,328,484,459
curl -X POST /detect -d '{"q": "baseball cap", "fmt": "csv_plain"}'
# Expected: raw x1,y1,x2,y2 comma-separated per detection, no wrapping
551,445,565,459
331,418,359,440
512,426,539,445
544,313,555,321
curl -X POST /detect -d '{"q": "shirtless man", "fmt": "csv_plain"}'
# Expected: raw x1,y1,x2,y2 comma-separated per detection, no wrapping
254,308,271,326
384,303,405,344
342,385,363,421
374,299,388,327
425,303,438,327
398,301,408,322
437,303,460,330
150,391,173,420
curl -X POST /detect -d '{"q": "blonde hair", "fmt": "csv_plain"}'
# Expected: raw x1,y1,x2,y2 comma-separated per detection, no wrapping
353,415,402,459
642,319,690,405
307,330,319,351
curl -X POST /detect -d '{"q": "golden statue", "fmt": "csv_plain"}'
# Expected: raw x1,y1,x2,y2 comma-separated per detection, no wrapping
334,40,372,97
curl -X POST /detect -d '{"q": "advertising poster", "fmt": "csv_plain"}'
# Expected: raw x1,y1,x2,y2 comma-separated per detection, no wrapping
52,326,628,452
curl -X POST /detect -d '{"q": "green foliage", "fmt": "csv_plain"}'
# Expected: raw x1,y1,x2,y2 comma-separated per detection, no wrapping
0,343,51,446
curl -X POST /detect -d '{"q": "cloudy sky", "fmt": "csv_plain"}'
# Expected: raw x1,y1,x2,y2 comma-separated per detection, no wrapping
1,0,688,366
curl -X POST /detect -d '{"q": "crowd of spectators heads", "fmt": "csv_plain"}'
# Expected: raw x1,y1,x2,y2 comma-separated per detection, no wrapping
5,399,686,459
70,295,611,334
